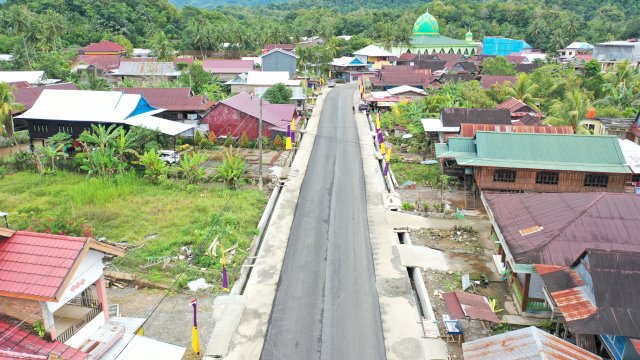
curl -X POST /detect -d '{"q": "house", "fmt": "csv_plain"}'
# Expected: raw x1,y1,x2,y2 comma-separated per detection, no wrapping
202,59,255,81
296,36,325,48
536,249,640,359
241,56,262,67
437,132,633,195
330,56,371,83
225,71,301,95
132,48,153,58
370,67,435,90
15,89,194,145
109,61,180,83
201,92,297,140
479,75,517,89
496,97,543,123
593,40,640,70
618,139,640,185
0,71,56,85
396,53,417,65
353,45,394,66
365,86,426,110
79,41,126,56
174,57,195,68
114,87,215,124
0,228,186,360
557,42,594,63
254,86,307,112
514,63,541,73
260,49,298,77
481,37,532,56
462,326,602,360
424,108,511,143
458,124,573,138
261,44,295,54
71,55,121,76
579,116,640,142
11,82,79,131
482,192,640,312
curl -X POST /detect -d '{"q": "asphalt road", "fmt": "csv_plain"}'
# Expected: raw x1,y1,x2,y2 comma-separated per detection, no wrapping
261,85,386,360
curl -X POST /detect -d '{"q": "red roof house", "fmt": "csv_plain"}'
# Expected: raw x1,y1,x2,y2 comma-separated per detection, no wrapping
0,319,87,360
262,44,295,54
496,97,543,121
79,41,126,56
479,75,517,89
114,87,215,120
202,60,255,81
71,55,121,75
201,92,297,140
0,229,124,342
12,83,79,114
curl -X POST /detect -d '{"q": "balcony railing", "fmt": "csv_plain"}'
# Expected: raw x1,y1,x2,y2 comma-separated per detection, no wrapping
56,303,102,343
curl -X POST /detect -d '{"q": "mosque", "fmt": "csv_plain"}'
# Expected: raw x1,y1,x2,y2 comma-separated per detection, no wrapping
389,10,480,57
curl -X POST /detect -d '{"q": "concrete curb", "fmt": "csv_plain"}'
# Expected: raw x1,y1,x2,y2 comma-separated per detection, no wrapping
210,88,333,360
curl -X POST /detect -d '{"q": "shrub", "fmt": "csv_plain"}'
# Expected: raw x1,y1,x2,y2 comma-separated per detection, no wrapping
178,151,208,184
194,131,203,145
138,150,168,184
208,131,217,144
240,132,250,148
0,165,8,178
223,135,234,147
12,151,34,171
273,135,283,149
401,202,415,211
24,215,93,237
216,147,246,190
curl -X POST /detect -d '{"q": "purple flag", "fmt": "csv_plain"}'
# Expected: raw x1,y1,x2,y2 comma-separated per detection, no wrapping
222,264,228,290
291,131,295,143
383,162,390,176
287,125,291,138
191,299,197,327
377,130,384,144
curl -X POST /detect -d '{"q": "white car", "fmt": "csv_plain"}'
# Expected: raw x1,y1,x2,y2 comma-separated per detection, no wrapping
327,79,336,87
159,150,180,164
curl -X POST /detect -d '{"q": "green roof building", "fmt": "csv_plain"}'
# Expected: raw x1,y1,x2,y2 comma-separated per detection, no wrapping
391,11,479,57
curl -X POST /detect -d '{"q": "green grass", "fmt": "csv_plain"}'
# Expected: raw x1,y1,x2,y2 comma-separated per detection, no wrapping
391,162,442,186
0,171,267,287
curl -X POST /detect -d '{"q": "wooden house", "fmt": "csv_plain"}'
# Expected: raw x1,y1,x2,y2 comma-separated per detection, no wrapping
437,131,633,192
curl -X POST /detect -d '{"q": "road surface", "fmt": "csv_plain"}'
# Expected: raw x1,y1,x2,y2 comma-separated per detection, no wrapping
261,85,386,360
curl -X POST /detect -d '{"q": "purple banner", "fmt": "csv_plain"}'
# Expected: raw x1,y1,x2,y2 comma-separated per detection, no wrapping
291,131,295,143
191,300,197,327
383,162,389,176
377,130,384,144
287,125,291,138
222,265,228,290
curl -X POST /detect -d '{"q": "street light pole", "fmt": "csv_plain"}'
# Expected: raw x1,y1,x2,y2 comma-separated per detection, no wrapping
258,97,263,191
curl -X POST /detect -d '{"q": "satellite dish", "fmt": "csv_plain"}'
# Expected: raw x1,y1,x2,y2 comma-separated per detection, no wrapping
402,134,413,139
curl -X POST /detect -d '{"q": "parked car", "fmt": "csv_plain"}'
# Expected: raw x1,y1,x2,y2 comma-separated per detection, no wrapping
327,79,336,87
335,78,347,84
159,150,180,164
358,103,368,111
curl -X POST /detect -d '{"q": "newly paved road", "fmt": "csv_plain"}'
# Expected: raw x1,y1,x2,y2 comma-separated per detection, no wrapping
261,85,386,360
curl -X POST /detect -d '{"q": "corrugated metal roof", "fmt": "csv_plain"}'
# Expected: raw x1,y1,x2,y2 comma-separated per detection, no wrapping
202,59,255,73
353,45,393,57
13,83,79,111
0,320,87,359
462,326,602,360
82,40,125,53
480,75,517,89
496,97,527,112
220,92,296,130
0,71,45,84
536,249,640,338
617,139,640,173
473,132,630,173
114,88,215,112
73,55,121,71
443,291,500,323
485,193,640,267
459,124,572,137
114,61,179,77
441,108,512,127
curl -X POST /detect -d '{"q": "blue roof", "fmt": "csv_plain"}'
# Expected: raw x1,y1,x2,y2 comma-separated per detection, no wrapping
482,37,531,56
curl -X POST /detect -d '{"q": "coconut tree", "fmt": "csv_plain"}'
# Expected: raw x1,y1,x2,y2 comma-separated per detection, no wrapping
506,73,542,112
595,82,640,112
150,31,174,61
0,83,25,146
543,89,591,134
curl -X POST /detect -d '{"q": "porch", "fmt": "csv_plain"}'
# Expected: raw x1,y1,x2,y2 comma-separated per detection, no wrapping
54,288,103,343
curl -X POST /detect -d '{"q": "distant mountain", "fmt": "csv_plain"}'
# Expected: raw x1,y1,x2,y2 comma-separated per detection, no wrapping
169,0,425,10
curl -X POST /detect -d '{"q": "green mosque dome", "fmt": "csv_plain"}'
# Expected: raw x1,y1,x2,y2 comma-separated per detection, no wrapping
413,11,439,36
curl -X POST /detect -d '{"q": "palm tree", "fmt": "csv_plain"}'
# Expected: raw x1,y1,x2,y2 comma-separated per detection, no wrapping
151,31,174,61
0,83,25,146
543,89,591,134
6,6,35,67
80,70,109,91
506,73,542,112
603,60,639,86
595,82,640,111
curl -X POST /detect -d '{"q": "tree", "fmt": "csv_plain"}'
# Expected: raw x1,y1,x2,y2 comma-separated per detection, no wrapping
178,151,207,184
482,57,515,76
262,83,293,104
240,132,250,148
543,89,591,134
36,143,67,171
113,34,133,57
506,73,542,112
0,82,25,145
78,124,122,152
177,63,213,95
150,31,174,61
138,150,168,184
216,147,245,190
79,70,109,91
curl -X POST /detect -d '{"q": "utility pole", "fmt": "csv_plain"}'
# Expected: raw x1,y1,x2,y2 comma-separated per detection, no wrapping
258,97,263,191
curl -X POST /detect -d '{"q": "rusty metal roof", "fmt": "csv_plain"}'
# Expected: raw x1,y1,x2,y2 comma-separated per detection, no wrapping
463,326,602,360
485,193,640,266
443,291,500,323
442,108,512,127
537,249,640,338
459,123,572,137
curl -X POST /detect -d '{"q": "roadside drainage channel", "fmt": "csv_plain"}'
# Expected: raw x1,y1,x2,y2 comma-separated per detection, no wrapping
396,230,440,339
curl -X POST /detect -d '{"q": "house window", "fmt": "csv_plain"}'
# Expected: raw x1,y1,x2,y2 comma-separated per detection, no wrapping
493,169,516,183
632,174,640,184
536,172,559,185
584,173,609,187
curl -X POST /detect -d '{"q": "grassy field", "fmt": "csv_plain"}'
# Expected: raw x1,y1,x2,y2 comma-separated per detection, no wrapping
0,171,266,288
392,162,442,186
